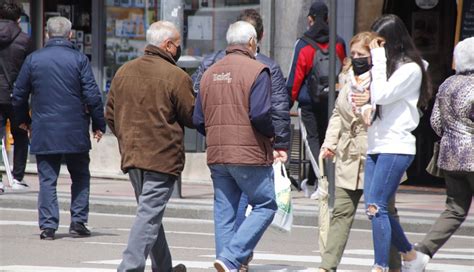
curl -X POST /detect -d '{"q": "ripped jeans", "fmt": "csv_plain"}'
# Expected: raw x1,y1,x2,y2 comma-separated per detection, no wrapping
364,154,414,269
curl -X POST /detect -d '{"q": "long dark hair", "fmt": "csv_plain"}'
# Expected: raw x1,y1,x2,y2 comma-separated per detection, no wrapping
371,14,432,109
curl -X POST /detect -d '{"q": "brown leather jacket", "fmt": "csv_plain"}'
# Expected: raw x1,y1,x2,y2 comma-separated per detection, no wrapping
106,45,195,176
199,45,273,166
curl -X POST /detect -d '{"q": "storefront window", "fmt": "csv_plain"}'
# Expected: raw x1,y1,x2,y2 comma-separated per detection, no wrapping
104,0,160,92
42,1,92,59
182,0,259,57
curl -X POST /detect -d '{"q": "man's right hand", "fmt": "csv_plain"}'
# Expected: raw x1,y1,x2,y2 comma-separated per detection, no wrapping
321,147,335,159
273,150,288,163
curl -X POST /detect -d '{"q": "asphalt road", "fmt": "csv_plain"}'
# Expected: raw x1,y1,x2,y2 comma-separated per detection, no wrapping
0,207,472,271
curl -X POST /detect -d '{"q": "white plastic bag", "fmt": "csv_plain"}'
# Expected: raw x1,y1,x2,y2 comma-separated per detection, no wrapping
270,161,293,232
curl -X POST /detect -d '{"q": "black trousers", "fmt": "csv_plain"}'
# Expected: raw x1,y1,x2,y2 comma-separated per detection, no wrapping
0,104,29,181
300,102,328,185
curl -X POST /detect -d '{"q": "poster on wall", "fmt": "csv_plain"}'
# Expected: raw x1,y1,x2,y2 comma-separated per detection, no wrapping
412,12,439,54
57,5,73,23
187,16,213,40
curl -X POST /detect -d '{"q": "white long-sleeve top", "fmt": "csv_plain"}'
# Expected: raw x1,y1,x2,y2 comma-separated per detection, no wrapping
368,47,422,155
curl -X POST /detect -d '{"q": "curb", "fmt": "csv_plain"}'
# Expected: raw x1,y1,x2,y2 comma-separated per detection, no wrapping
1,193,472,236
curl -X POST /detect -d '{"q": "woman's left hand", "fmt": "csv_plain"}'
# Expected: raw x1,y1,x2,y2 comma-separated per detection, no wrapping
369,38,386,50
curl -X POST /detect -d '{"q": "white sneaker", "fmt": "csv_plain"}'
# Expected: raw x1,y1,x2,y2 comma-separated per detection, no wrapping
300,179,311,198
0,182,4,193
214,260,237,272
11,179,29,190
402,251,430,272
310,187,321,200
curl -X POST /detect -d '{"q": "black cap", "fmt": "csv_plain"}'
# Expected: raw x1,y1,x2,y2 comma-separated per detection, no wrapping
308,1,328,19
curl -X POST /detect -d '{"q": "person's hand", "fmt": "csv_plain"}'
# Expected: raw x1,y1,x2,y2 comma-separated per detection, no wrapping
273,150,288,163
321,147,335,159
93,130,103,142
351,89,370,107
362,107,373,127
369,37,386,50
19,123,31,138
18,123,29,131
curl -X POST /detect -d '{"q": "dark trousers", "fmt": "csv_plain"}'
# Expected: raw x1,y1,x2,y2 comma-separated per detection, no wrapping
0,104,29,181
118,169,176,272
300,102,328,185
36,152,90,230
417,171,474,258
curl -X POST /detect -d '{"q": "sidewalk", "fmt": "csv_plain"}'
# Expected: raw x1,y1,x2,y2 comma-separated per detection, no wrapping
0,173,473,235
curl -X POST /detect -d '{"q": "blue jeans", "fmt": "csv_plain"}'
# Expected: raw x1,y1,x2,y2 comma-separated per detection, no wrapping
209,164,277,268
235,193,249,231
36,152,90,230
364,154,414,269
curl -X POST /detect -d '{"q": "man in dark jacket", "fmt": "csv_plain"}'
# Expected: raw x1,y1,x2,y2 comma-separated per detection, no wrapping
194,21,279,272
286,1,346,199
0,0,34,192
12,16,106,240
106,21,192,272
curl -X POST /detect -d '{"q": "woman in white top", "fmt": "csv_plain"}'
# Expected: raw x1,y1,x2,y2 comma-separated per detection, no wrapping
363,15,432,272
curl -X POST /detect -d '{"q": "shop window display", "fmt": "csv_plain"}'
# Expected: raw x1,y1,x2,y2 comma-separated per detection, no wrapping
43,1,92,59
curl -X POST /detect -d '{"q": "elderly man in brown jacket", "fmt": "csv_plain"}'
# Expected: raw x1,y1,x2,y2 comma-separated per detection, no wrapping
105,21,194,272
193,21,283,272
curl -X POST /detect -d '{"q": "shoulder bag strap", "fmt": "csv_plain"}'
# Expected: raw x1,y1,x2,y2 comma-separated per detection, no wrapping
0,30,22,90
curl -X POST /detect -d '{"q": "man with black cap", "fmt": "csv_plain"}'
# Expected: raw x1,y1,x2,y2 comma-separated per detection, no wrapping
286,1,346,199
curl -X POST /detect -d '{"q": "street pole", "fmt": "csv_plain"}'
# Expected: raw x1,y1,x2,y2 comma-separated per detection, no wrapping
328,0,337,208
161,0,185,198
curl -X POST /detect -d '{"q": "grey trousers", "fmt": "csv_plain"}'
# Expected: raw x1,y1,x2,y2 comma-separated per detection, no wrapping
417,171,474,258
320,187,401,271
118,169,176,272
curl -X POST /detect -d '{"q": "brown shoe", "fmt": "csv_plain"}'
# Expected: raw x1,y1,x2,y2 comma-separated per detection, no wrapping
172,264,187,272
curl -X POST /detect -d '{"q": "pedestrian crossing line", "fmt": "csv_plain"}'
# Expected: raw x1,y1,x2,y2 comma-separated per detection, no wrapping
439,248,474,253
201,253,474,271
0,266,115,272
337,249,474,261
114,228,214,236
84,259,213,269
84,241,216,251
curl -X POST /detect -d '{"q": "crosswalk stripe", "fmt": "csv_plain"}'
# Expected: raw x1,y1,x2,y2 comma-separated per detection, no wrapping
201,253,474,271
0,266,115,272
340,249,474,260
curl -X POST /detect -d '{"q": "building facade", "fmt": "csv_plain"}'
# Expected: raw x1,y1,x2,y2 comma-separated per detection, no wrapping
16,0,472,182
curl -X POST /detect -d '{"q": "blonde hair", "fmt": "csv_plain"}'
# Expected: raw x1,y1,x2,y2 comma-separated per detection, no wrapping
342,31,382,73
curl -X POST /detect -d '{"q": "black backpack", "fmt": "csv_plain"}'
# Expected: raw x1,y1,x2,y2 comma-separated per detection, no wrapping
301,36,341,103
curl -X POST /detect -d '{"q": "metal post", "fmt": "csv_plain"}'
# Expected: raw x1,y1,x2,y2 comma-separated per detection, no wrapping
161,0,185,198
327,0,337,208
30,0,43,50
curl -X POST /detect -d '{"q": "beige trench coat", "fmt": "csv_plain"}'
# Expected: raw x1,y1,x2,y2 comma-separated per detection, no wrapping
322,82,367,191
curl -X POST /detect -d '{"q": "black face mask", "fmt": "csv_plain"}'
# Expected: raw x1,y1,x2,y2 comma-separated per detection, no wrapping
351,57,371,76
173,45,181,62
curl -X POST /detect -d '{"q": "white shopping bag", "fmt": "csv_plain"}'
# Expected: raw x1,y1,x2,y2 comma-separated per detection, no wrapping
270,161,293,233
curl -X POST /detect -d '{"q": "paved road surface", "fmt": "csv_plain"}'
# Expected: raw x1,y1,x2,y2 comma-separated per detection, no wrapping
0,207,472,271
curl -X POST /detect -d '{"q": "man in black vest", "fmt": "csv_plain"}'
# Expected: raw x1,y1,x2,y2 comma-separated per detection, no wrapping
0,0,34,193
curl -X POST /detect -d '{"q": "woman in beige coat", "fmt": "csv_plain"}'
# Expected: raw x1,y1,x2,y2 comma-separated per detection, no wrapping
318,32,401,272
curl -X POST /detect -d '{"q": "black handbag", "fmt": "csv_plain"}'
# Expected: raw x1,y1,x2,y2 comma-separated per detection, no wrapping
426,141,444,178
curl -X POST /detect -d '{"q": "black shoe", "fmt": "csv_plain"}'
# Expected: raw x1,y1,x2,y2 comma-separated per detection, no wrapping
40,228,55,240
69,222,91,236
172,264,187,272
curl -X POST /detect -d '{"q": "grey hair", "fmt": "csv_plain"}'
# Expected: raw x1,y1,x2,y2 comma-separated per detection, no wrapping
454,37,474,73
226,21,256,46
46,16,72,38
146,21,178,46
